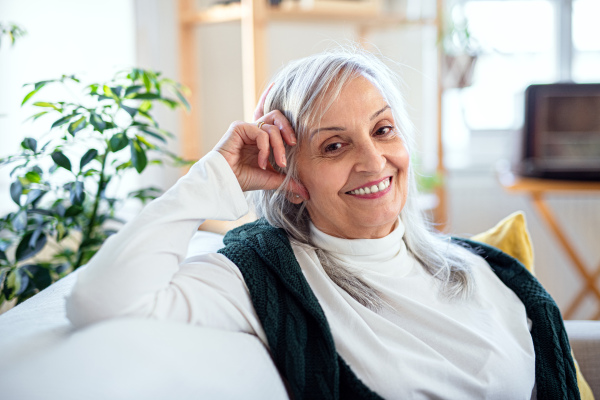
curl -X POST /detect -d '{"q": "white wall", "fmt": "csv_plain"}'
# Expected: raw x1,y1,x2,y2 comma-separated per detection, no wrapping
0,0,136,215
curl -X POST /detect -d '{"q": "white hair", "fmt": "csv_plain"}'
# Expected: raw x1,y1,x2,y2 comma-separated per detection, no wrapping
251,46,474,310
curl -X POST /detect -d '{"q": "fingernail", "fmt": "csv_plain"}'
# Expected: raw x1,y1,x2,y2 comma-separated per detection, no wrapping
281,155,287,167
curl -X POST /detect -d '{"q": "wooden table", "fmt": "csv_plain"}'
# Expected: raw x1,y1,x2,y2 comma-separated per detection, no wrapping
499,172,600,319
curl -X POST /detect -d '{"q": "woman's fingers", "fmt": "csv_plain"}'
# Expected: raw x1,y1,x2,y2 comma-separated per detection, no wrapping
270,110,297,146
253,82,274,121
257,109,297,147
260,123,287,169
253,128,271,170
215,119,299,192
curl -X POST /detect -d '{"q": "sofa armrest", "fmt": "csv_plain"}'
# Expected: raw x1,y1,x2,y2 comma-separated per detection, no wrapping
565,320,600,396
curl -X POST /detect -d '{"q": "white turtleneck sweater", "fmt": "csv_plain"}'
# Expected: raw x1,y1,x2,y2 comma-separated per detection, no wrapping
66,151,536,399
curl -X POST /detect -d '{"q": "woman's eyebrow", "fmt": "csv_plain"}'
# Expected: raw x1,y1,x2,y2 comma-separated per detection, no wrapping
371,105,390,120
309,104,391,139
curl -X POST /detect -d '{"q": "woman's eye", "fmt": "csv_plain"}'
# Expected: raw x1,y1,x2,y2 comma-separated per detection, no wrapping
375,126,393,136
324,142,343,153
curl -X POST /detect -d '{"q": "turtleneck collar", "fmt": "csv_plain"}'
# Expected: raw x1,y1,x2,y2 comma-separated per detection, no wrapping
309,218,411,276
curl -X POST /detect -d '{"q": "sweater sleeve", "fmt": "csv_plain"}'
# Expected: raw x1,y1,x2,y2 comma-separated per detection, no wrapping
65,151,267,343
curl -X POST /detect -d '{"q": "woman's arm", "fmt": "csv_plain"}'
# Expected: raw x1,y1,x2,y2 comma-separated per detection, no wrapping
66,151,251,328
67,90,299,337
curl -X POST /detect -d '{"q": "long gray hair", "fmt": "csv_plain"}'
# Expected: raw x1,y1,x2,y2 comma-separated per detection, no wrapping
251,47,474,310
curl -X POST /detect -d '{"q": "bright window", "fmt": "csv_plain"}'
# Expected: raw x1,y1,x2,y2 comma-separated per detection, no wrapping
459,1,557,131
442,0,600,170
573,0,600,82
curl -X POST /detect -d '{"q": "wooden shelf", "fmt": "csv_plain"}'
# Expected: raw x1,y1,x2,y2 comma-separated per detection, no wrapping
183,1,438,26
183,4,243,25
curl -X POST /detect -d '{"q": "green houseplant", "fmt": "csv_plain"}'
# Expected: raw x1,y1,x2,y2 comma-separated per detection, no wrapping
0,68,191,310
438,3,482,89
0,22,26,47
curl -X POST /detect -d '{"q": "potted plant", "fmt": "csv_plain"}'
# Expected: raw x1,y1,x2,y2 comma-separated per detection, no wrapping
0,66,192,312
438,3,481,89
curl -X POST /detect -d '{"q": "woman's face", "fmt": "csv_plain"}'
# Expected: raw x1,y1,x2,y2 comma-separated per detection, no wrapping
294,76,410,239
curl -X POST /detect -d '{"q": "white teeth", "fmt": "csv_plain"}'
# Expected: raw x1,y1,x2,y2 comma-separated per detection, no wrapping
349,177,391,195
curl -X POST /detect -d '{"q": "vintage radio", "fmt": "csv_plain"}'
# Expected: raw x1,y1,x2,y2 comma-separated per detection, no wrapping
520,83,600,180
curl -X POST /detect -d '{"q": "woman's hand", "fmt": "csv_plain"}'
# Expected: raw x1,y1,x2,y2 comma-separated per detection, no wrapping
214,84,299,193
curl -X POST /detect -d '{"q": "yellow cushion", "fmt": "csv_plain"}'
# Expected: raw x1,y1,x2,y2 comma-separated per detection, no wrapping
472,211,594,400
472,211,535,274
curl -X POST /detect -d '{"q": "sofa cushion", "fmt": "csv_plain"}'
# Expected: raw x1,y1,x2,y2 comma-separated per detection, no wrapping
0,318,287,400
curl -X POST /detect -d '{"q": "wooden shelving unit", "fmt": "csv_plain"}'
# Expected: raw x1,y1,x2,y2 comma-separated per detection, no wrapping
177,0,448,230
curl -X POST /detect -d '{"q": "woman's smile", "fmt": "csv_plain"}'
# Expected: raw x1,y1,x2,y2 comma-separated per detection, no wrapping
346,176,392,198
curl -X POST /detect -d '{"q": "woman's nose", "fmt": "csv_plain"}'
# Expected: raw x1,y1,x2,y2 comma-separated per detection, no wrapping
354,140,386,174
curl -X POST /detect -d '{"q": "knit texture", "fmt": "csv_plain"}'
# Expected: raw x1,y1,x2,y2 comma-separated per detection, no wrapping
218,219,580,400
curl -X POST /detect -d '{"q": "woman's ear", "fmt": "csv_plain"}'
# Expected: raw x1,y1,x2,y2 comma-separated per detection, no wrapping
287,179,309,204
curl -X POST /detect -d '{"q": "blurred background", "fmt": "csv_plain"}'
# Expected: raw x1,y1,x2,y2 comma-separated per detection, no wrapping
1,0,599,318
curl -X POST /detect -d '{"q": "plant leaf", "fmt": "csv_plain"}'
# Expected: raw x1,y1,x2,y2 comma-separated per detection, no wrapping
174,89,191,111
13,209,27,231
69,181,85,205
121,104,138,117
109,133,129,152
68,116,86,135
3,269,29,299
140,128,167,143
130,140,147,173
25,170,41,183
89,113,106,131
28,208,52,216
64,204,83,217
111,86,123,97
10,180,23,205
79,149,98,170
135,135,156,149
159,98,179,109
22,89,39,106
139,100,152,113
26,189,46,206
51,151,72,171
51,114,75,129
142,72,151,91
115,161,132,171
124,85,143,96
33,101,59,111
25,111,48,122
15,230,47,262
22,137,37,152
131,92,161,100
22,264,52,292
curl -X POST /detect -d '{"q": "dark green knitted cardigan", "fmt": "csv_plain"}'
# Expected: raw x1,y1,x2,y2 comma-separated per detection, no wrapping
218,219,580,400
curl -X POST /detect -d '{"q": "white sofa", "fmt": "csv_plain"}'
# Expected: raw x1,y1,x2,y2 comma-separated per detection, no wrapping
0,231,598,399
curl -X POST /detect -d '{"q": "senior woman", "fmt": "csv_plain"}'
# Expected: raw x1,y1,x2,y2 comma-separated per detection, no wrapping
66,48,578,399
